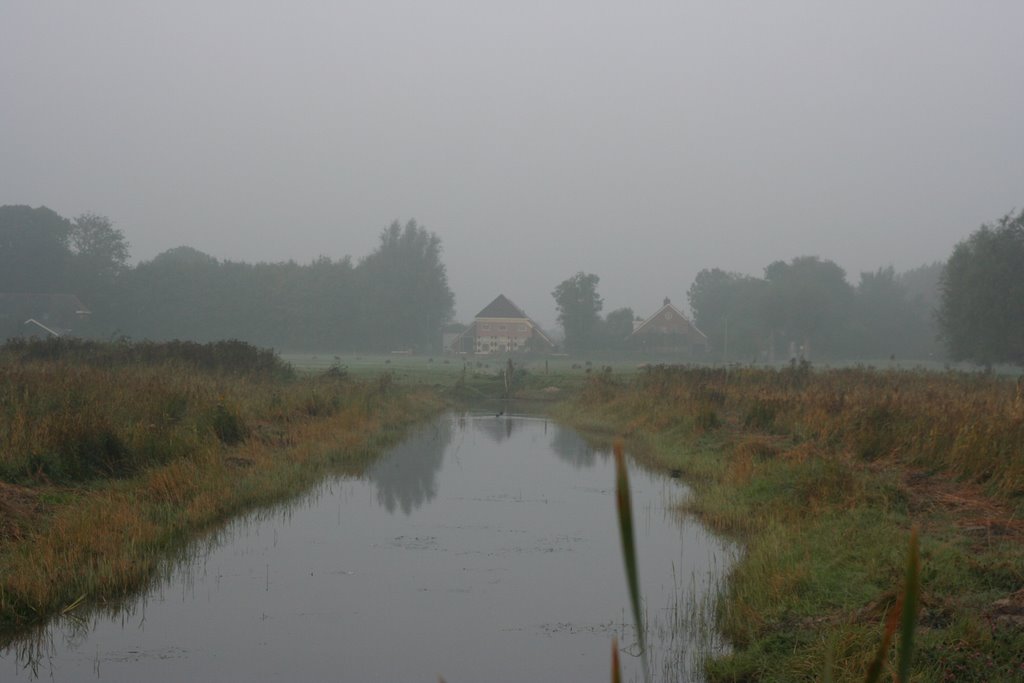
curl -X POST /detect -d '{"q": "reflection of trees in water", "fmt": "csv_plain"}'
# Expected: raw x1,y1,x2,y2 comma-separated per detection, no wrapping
368,418,453,515
473,415,521,443
549,425,608,469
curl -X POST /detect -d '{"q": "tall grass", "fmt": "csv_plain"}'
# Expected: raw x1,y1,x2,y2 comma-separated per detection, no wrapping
581,365,1024,506
564,364,1024,680
0,340,442,636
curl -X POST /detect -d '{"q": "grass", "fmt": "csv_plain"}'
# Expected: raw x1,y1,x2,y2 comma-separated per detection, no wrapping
559,364,1024,681
0,340,443,639
5,346,1022,679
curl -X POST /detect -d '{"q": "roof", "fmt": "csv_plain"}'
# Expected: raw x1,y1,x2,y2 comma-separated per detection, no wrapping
630,299,707,339
475,294,528,319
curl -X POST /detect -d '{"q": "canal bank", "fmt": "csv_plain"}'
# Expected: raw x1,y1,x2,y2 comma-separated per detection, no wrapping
556,365,1024,681
5,413,735,682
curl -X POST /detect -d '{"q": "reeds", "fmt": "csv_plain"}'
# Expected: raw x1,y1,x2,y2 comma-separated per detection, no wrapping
581,364,1024,506
565,365,1024,680
0,340,442,636
614,438,648,682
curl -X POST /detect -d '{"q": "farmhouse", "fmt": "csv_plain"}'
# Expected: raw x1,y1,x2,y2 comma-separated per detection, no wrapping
0,293,91,339
629,297,708,356
450,295,554,354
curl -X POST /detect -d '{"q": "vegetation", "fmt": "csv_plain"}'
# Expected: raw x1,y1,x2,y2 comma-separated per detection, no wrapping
0,339,443,637
0,206,130,319
687,257,942,362
0,209,454,352
552,271,604,352
561,365,1024,681
939,209,1024,367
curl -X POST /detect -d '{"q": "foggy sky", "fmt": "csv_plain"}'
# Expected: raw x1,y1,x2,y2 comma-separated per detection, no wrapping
2,2,1022,327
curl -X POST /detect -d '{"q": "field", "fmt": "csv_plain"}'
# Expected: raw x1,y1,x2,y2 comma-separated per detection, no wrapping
3,344,1023,680
559,364,1024,681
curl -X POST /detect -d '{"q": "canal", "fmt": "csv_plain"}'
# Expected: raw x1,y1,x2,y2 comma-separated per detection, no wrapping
5,413,734,682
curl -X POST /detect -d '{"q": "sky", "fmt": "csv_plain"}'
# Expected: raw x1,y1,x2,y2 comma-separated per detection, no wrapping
2,2,1022,327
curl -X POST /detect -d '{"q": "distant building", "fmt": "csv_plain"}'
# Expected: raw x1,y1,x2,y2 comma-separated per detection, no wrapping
0,293,91,339
629,297,707,356
450,295,554,354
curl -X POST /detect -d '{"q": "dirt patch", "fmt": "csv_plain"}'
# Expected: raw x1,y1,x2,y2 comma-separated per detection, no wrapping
898,468,1021,537
987,588,1024,630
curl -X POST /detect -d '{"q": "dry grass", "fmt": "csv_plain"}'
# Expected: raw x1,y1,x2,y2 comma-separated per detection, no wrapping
562,364,1024,681
0,341,442,637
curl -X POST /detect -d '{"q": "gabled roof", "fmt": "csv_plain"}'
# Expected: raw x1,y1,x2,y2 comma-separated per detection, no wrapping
475,294,527,319
630,299,706,339
450,294,555,351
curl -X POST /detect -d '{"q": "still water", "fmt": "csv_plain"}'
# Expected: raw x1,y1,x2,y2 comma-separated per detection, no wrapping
5,414,735,682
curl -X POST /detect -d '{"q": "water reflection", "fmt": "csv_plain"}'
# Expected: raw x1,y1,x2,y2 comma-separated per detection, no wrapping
3,414,735,683
366,418,452,515
472,414,522,443
549,425,607,469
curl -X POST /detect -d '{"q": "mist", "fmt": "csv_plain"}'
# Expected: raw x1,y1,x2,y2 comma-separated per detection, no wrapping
2,1,1022,327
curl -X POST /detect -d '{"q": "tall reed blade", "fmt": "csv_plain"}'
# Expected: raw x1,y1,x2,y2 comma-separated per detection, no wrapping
896,527,920,683
614,439,649,683
611,636,621,683
864,528,920,683
863,603,898,683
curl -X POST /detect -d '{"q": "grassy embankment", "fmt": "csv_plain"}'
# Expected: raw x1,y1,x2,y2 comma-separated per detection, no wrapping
0,339,443,639
559,365,1024,681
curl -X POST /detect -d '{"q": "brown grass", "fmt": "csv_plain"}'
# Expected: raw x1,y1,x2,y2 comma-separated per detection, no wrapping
0,342,443,636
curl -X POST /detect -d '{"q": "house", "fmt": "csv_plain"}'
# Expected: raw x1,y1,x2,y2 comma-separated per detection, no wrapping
0,293,91,339
450,295,554,354
629,297,707,356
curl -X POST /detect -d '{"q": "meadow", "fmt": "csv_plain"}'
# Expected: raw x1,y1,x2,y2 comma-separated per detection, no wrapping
560,364,1024,681
3,344,1023,680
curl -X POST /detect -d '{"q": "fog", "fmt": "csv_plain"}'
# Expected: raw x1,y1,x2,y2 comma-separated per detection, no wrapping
2,1,1022,326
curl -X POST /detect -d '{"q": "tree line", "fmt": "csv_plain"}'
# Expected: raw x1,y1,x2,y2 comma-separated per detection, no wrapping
0,206,454,352
552,209,1024,366
551,260,943,361
3,203,1023,365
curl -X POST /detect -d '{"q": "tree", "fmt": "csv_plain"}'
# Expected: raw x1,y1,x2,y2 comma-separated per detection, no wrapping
938,210,1024,366
552,272,603,352
0,205,73,292
687,268,770,360
355,220,455,352
763,256,854,358
70,213,130,299
603,307,635,350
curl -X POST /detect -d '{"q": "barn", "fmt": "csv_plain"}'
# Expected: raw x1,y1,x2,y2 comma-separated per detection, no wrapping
450,295,553,355
629,298,708,356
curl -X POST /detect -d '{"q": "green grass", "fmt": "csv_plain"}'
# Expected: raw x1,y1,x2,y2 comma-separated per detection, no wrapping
558,365,1024,681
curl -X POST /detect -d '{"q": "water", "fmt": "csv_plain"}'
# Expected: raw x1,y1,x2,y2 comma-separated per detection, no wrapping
4,414,735,682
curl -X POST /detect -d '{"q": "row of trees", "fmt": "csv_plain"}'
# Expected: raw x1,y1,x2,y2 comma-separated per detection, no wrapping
0,206,454,352
551,261,943,361
687,257,944,362
4,203,1023,365
111,221,454,351
552,207,1024,366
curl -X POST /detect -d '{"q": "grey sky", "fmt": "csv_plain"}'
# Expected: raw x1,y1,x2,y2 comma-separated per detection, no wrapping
2,2,1022,327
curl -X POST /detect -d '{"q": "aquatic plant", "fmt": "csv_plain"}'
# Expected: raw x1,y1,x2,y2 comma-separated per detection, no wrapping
614,438,649,682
